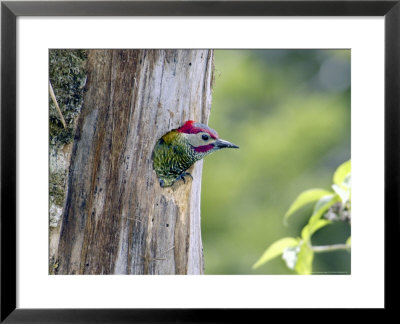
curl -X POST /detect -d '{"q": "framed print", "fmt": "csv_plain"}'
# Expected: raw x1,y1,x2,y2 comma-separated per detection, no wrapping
1,0,398,321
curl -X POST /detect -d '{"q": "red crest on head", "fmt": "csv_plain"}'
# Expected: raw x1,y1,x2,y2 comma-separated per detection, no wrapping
177,120,218,139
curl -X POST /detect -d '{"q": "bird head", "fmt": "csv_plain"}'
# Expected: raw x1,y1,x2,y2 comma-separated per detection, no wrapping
152,120,239,187
177,120,239,159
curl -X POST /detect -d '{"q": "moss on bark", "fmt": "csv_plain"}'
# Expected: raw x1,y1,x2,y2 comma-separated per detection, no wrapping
49,50,88,272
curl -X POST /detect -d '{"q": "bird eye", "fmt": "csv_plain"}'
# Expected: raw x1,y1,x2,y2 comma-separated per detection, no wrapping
202,134,209,141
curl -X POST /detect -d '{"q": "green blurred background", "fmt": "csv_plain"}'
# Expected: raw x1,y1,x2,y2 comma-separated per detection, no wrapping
201,50,351,274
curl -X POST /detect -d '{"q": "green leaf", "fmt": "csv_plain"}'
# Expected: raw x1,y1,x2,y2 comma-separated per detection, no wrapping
252,237,299,269
294,242,314,275
301,219,331,241
332,184,350,204
346,236,351,246
333,160,351,186
343,174,352,188
283,189,333,225
308,194,340,227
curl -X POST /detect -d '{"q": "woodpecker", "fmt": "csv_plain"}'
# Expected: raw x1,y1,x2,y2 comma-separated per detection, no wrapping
152,120,239,187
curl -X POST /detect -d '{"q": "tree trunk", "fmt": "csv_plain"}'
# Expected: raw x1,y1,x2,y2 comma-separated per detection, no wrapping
56,49,214,275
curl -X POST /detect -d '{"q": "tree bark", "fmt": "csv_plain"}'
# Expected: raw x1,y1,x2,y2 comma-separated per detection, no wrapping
56,49,214,275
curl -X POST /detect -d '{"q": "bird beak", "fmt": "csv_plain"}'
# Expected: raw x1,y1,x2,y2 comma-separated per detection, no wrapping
214,139,239,149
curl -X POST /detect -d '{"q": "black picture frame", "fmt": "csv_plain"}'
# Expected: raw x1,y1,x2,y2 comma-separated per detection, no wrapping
1,0,398,322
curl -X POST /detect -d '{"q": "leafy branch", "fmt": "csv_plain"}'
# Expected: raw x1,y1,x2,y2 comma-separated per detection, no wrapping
253,160,351,274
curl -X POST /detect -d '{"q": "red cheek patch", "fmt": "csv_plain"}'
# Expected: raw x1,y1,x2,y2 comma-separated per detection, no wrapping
194,144,214,153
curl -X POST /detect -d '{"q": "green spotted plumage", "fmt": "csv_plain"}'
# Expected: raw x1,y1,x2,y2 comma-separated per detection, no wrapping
152,121,239,187
152,130,195,187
